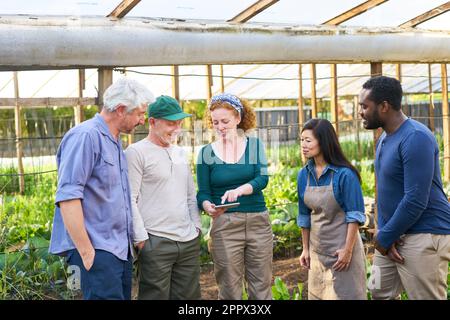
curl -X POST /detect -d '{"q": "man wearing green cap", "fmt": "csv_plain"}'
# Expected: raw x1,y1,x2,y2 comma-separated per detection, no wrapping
125,95,202,300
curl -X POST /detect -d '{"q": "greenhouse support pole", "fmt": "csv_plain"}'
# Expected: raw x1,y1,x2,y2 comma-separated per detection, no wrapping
371,62,383,232
330,63,339,135
310,63,317,118
119,67,134,146
13,71,25,194
206,65,213,103
298,64,306,164
172,65,180,102
428,64,435,132
98,67,113,111
395,64,402,82
442,64,449,182
353,95,361,158
74,69,85,125
219,65,225,93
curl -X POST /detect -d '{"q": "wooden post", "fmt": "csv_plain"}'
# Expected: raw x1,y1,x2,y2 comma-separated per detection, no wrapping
172,65,180,101
298,64,305,128
74,69,85,125
371,62,383,145
442,64,449,182
323,0,388,25
298,64,306,164
330,64,339,134
354,95,361,158
395,64,402,81
371,62,383,231
172,64,181,143
310,63,317,118
428,64,435,132
205,65,213,155
107,0,141,18
13,71,25,194
118,67,134,146
206,65,213,103
399,2,450,28
98,67,113,111
228,0,279,23
219,65,225,93
371,62,382,78
396,64,411,115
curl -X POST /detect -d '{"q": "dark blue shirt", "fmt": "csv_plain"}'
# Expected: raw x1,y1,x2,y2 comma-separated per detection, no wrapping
375,118,450,249
49,113,133,261
297,160,366,228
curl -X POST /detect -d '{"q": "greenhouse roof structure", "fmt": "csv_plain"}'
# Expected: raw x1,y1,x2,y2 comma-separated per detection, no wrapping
0,0,449,101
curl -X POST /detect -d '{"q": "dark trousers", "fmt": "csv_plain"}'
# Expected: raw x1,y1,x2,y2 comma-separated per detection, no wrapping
67,249,133,300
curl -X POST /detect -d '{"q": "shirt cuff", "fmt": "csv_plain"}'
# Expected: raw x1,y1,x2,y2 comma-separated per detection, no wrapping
297,214,311,228
198,197,213,210
133,227,149,243
375,230,395,249
345,211,366,225
248,180,258,193
55,183,84,205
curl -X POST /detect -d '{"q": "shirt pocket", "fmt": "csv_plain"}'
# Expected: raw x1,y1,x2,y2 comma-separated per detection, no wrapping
100,154,119,186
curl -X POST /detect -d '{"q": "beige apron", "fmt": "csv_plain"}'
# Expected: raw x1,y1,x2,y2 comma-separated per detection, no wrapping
304,172,366,300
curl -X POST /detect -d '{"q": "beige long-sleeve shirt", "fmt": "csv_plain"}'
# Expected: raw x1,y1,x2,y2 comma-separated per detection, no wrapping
125,138,201,243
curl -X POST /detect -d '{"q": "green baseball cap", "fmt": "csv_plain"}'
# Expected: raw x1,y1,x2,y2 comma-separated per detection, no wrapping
147,95,191,121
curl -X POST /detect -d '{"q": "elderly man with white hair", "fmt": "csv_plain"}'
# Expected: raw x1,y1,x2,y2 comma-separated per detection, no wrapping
49,77,155,300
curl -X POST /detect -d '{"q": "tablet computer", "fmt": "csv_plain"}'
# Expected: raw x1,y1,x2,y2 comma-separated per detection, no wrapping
214,202,240,209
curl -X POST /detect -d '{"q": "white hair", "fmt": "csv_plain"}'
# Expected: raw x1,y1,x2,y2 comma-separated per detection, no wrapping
103,77,155,113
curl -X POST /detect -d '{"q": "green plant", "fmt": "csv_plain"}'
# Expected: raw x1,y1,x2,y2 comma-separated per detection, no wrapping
341,138,374,161
0,236,75,300
272,277,303,300
272,277,290,300
242,282,248,300
292,283,304,300
0,166,57,195
264,164,299,209
447,263,450,300
359,161,375,198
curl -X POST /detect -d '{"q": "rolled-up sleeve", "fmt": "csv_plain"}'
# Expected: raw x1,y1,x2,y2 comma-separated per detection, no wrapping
55,132,95,205
297,169,311,228
338,169,366,225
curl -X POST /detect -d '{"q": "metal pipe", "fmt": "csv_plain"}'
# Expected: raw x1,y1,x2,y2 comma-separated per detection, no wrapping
0,16,449,70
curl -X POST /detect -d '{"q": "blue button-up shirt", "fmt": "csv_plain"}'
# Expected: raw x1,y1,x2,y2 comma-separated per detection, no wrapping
297,160,366,228
49,113,133,261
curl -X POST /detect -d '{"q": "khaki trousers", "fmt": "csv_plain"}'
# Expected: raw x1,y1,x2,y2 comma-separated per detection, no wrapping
368,233,450,300
210,211,273,300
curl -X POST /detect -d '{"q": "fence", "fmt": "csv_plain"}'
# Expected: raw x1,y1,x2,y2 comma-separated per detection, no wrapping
0,101,445,162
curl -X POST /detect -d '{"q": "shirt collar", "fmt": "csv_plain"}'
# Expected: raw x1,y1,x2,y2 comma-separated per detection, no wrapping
94,113,117,142
305,159,339,176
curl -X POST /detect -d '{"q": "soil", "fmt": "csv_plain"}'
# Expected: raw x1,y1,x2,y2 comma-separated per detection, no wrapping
199,256,308,300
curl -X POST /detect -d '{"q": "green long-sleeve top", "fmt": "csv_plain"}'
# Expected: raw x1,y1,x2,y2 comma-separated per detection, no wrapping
196,137,269,213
